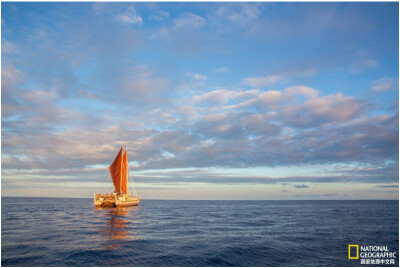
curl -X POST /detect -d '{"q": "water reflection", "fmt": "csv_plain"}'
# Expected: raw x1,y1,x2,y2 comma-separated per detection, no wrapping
95,207,138,249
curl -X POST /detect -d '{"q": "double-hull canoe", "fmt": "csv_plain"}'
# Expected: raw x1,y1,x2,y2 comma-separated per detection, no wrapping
94,147,140,208
94,193,140,207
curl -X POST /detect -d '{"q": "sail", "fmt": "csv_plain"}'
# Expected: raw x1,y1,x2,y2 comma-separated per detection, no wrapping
109,147,124,193
121,150,128,194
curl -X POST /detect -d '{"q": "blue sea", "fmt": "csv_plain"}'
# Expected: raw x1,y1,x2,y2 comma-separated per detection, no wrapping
1,198,398,267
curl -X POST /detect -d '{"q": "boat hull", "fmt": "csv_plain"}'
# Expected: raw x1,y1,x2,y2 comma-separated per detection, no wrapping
94,193,140,208
115,200,140,207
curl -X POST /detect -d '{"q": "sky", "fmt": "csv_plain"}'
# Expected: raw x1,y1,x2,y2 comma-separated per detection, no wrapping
1,2,399,200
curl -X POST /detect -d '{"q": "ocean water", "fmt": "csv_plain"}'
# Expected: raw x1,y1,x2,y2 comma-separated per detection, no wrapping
1,198,398,267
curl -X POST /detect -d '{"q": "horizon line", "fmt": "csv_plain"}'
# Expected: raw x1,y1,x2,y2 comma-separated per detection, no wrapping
1,196,399,201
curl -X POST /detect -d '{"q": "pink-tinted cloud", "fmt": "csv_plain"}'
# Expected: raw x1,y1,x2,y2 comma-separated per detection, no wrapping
370,77,396,92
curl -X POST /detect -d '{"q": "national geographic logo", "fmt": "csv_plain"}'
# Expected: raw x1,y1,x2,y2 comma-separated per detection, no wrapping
348,244,397,265
348,245,359,259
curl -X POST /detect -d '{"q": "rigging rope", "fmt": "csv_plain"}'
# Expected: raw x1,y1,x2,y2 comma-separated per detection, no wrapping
128,163,139,198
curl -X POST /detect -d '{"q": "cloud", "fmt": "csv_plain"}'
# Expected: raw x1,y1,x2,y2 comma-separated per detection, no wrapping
118,69,170,105
174,13,206,30
376,185,399,188
258,90,284,104
217,4,259,23
186,72,208,81
349,58,379,73
213,67,229,73
209,3,261,32
5,66,390,174
2,39,18,54
114,6,143,26
282,93,369,127
149,10,169,21
192,89,258,105
241,66,319,89
242,75,283,88
294,184,309,188
92,2,106,15
370,77,396,92
3,162,398,187
179,73,209,92
190,86,319,111
284,86,319,99
2,122,159,170
2,63,22,89
151,27,170,40
305,94,365,120
282,67,317,78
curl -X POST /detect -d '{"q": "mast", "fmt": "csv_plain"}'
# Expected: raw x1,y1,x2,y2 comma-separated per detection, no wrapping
120,147,123,194
122,149,128,194
126,148,128,194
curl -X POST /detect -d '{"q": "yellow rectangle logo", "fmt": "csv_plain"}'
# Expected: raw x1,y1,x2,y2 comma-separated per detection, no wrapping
348,245,359,259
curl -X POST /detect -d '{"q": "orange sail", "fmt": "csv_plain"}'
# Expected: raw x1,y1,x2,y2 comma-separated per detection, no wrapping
121,150,128,194
108,147,129,194
109,147,123,193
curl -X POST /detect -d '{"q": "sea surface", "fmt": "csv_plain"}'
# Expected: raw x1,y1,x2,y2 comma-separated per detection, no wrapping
1,198,398,267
